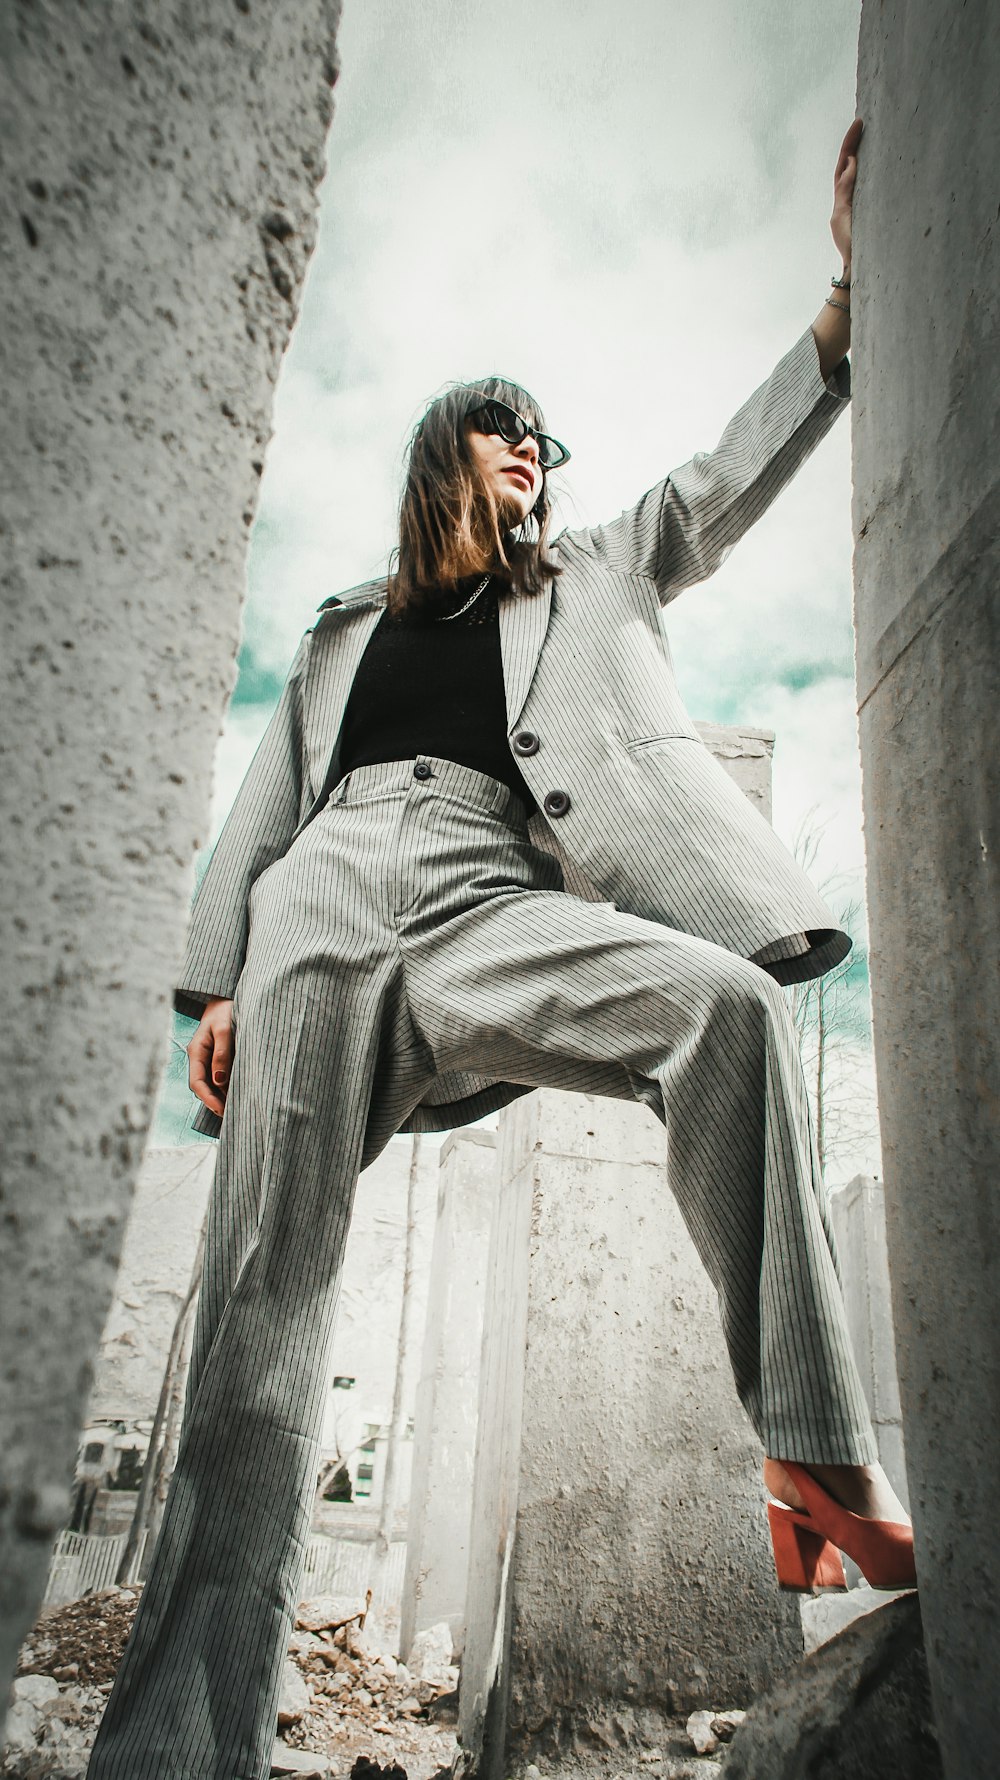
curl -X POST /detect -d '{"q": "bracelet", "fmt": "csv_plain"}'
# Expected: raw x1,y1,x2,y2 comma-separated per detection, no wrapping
825,295,851,314
831,271,851,290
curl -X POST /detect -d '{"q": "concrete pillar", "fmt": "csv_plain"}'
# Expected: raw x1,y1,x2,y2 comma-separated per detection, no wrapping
0,0,341,1720
853,4,999,1771
827,1176,907,1510
459,1091,802,1777
401,1129,497,1664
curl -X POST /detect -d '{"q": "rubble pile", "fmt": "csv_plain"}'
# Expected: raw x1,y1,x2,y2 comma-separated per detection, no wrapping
274,1598,458,1779
3,1586,143,1780
2,1587,459,1780
3,1587,747,1780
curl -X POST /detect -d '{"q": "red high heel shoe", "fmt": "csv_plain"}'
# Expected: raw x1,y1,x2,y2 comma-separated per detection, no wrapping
767,1499,848,1592
768,1460,918,1593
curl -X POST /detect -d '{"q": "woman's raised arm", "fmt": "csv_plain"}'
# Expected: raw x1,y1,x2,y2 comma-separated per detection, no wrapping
554,120,861,607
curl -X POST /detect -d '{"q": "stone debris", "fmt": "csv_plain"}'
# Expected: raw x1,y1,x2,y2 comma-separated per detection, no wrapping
685,1712,718,1755
1,1674,111,1778
405,1624,453,1682
280,1605,459,1775
709,1710,745,1741
3,1587,458,1780
270,1741,333,1777
278,1656,314,1726
14,1587,140,1688
684,1707,747,1755
295,1591,372,1636
349,1759,409,1780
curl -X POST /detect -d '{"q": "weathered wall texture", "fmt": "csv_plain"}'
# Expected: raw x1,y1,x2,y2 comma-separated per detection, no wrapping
853,3,999,1772
0,0,341,1714
460,1092,802,1779
695,721,774,822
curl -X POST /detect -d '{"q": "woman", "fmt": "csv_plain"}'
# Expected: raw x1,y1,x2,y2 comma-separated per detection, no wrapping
88,116,914,1780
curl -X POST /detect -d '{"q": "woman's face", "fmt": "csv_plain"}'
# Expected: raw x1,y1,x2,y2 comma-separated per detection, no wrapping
464,413,542,523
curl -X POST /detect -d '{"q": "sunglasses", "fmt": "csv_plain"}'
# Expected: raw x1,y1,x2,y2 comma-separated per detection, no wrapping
465,397,571,470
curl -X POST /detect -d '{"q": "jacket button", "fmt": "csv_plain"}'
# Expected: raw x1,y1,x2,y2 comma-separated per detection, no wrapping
543,789,571,818
513,730,540,756
413,761,433,781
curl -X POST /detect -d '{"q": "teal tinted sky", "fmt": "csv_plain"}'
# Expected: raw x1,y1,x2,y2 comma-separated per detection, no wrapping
156,0,879,1176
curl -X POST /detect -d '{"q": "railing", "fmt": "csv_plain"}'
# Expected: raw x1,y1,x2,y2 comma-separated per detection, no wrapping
302,1533,408,1604
41,1528,405,1611
43,1529,148,1608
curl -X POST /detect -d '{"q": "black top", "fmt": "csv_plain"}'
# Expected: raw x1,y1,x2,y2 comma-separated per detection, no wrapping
337,578,538,814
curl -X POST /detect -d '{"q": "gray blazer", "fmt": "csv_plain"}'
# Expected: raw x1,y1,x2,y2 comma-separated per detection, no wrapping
178,323,852,1138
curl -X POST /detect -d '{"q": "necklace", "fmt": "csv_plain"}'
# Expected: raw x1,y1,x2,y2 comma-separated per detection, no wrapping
436,574,491,622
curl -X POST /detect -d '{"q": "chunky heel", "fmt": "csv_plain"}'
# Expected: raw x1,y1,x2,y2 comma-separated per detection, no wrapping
767,1500,848,1592
778,1461,917,1591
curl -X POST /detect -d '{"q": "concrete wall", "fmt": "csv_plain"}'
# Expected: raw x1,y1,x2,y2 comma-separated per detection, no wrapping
853,3,999,1771
401,1128,498,1662
460,1092,802,1777
0,0,341,1715
828,1175,907,1512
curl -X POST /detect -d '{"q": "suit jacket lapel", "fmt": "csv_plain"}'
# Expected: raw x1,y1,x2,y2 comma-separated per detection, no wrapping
499,579,553,732
302,590,385,800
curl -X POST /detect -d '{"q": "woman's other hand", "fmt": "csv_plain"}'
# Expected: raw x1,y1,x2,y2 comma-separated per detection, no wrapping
831,117,862,270
187,996,235,1116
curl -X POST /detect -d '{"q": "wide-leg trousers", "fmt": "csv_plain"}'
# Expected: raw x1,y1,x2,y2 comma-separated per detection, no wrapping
87,755,877,1780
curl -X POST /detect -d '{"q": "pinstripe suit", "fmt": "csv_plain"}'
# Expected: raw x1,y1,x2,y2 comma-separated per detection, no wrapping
88,326,876,1780
178,324,852,1142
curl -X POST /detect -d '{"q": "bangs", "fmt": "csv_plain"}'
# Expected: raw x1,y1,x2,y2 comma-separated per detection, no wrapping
464,376,547,433
391,371,562,616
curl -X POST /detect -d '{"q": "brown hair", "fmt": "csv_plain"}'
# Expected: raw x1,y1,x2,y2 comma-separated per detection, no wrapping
388,375,563,617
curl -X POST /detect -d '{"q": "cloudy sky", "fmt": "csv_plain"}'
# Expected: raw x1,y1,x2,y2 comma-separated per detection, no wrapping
155,0,879,1175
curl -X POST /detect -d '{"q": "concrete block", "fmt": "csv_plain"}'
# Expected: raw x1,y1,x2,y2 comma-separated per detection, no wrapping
827,1176,907,1509
853,3,1000,1769
722,1595,941,1779
800,1583,910,1657
696,721,774,822
401,1129,497,1663
0,0,341,1719
459,1091,802,1777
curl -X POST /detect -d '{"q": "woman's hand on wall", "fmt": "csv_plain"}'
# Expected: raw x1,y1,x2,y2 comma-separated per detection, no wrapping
187,997,235,1117
831,116,862,272
809,118,861,384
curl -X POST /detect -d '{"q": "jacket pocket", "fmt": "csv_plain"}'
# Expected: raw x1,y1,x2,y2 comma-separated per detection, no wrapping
623,732,702,753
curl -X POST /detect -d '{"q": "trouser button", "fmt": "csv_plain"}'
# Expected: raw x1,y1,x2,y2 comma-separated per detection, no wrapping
413,761,433,781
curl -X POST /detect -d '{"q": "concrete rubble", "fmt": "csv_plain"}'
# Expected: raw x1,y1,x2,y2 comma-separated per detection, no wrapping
683,1711,745,1756
1,1589,460,1780
720,1594,941,1778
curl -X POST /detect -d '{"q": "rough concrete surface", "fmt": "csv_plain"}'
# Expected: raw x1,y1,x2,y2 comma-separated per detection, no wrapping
720,1594,941,1778
460,1091,801,1780
0,0,341,1725
852,3,999,1772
